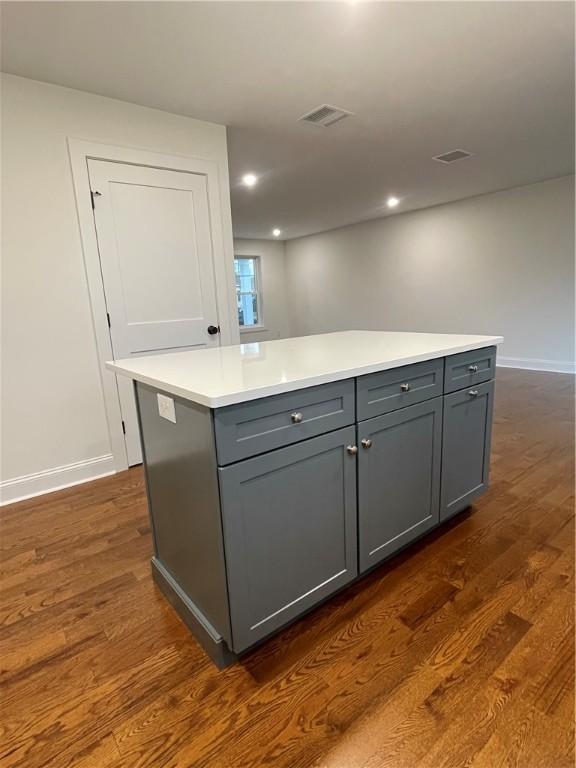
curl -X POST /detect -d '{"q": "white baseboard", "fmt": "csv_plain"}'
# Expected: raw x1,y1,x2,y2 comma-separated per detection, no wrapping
0,454,116,506
497,356,576,374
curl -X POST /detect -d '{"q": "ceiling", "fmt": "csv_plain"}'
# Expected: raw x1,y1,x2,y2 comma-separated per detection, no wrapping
2,1,574,240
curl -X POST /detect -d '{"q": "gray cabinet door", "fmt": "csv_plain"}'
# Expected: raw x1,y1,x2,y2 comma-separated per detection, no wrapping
358,398,442,573
441,379,495,521
219,426,358,652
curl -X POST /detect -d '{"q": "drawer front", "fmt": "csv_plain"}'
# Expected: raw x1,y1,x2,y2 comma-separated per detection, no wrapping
214,379,355,465
356,358,444,421
444,346,496,394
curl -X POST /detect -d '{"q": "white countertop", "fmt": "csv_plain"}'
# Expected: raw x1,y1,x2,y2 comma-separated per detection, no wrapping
106,331,503,408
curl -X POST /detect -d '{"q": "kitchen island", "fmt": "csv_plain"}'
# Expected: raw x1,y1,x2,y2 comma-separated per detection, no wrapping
107,331,502,667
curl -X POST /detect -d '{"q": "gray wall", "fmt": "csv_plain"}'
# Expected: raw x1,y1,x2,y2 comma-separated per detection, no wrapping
285,176,575,372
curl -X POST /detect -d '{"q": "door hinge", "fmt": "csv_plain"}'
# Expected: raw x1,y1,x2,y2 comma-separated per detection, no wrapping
90,190,101,209
106,312,111,328
121,420,126,435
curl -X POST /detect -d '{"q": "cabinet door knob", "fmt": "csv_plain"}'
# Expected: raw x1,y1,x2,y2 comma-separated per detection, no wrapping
361,438,372,449
400,383,410,392
468,390,479,397
291,412,303,424
468,364,479,373
346,445,358,456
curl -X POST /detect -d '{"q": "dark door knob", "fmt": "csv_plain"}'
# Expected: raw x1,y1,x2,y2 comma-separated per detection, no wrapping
207,325,220,336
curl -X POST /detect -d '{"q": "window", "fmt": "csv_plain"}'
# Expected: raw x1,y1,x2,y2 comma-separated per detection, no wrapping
234,257,262,329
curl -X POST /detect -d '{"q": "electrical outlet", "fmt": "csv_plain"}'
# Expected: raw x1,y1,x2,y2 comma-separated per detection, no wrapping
157,394,176,423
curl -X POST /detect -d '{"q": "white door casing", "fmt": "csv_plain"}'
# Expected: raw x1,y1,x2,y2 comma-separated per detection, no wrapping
88,160,223,465
69,139,239,472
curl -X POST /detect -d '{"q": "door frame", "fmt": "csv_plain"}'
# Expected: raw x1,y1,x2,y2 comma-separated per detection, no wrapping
68,138,239,472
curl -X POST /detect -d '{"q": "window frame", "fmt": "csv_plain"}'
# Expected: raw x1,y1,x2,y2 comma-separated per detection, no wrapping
234,255,265,332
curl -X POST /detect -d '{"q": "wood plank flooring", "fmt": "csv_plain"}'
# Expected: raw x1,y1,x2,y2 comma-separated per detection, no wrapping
1,368,574,768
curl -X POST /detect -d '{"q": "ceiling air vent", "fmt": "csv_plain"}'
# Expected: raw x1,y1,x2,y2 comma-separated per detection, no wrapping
300,104,353,127
433,149,473,164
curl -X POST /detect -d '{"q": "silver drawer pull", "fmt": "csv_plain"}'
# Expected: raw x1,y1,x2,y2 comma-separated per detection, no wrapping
346,445,358,456
361,438,372,449
400,383,410,392
291,412,303,424
468,364,479,373
468,390,479,397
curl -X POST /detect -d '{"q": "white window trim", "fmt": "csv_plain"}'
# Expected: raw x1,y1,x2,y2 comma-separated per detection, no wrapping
235,255,266,332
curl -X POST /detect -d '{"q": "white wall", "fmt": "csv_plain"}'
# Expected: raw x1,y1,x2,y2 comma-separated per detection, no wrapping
1,74,236,502
285,176,575,372
233,239,289,343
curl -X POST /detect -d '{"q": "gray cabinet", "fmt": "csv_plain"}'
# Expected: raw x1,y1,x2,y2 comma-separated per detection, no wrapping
135,350,498,667
219,426,358,652
441,379,495,520
358,398,442,573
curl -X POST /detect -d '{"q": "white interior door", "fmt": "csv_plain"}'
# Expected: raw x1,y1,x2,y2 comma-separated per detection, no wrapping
88,159,221,465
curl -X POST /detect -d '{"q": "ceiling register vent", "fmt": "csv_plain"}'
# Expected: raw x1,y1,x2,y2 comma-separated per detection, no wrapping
433,149,473,164
300,104,354,127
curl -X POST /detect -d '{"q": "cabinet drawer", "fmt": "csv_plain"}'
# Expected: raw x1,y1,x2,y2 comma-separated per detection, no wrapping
444,346,496,394
214,380,355,465
356,358,444,421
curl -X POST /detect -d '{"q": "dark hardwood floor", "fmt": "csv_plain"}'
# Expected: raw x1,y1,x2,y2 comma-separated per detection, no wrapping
1,368,574,768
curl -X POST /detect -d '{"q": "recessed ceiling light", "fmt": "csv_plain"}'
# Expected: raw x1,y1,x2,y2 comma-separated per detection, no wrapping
242,173,258,187
272,228,281,237
387,196,400,208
